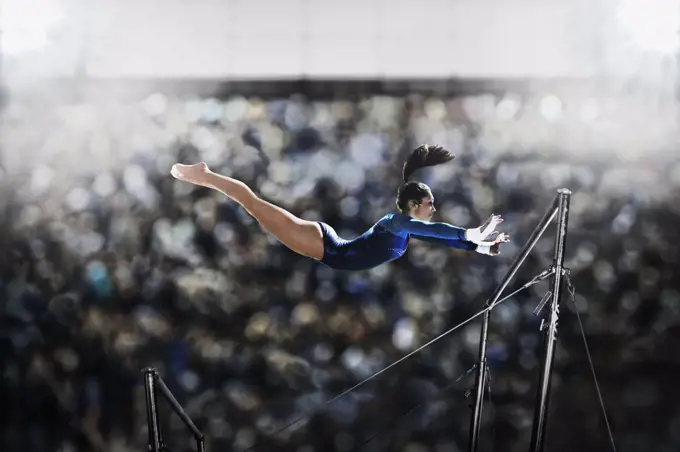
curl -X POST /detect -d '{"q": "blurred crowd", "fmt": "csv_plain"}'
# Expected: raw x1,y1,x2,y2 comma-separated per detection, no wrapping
1,84,680,452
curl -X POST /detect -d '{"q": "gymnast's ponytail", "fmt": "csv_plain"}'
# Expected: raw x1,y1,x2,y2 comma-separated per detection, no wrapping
396,144,454,213
401,144,454,182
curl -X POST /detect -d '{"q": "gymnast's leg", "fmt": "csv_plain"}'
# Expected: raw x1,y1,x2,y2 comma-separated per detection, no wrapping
171,162,325,260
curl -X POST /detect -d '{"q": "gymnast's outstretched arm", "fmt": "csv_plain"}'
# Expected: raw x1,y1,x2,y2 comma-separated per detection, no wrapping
388,214,469,240
410,233,508,255
409,234,478,250
385,213,509,255
386,213,505,241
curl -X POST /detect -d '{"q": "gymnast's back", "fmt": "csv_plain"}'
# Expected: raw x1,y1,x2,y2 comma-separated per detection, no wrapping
316,212,412,271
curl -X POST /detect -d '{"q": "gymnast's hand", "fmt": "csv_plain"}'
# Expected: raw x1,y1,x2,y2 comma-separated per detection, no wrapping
483,231,511,255
171,162,211,186
464,214,504,245
473,231,511,256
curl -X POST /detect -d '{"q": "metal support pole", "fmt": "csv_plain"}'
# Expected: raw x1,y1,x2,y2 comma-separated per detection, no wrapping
197,437,207,452
467,191,561,452
143,367,162,452
142,366,206,452
156,375,205,443
528,188,571,452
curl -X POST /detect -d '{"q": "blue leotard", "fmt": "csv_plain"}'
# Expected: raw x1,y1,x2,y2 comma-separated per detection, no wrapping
317,212,477,271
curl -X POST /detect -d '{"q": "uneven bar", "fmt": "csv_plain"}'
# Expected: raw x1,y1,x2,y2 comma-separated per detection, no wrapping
467,190,561,452
528,188,572,452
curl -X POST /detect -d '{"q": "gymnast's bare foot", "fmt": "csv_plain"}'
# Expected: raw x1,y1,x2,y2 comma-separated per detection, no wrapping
171,162,211,186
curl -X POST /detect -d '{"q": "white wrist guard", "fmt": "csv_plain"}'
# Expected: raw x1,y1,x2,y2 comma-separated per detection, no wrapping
475,244,492,255
465,216,502,245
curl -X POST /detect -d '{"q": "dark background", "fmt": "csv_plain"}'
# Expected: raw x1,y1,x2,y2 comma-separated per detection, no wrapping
1,79,679,452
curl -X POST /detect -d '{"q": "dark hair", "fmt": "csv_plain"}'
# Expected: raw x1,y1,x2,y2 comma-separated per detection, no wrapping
396,144,454,213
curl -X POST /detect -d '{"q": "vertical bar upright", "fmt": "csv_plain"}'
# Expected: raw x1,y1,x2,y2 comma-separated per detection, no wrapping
468,192,560,452
143,367,162,452
467,310,489,452
528,188,571,452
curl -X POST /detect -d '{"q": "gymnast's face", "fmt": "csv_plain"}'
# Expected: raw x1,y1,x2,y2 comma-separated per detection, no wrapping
409,194,436,221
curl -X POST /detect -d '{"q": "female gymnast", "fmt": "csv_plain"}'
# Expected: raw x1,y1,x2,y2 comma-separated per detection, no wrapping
171,144,510,271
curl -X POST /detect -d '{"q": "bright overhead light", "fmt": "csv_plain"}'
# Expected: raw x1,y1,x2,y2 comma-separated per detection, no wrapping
1,0,65,55
616,0,680,54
